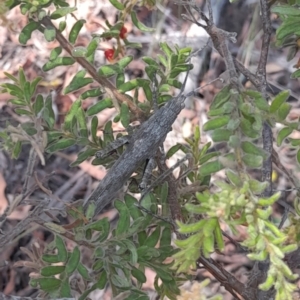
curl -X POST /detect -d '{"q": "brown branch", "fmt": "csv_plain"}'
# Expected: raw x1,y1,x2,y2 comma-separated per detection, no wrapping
256,0,273,198
33,217,95,249
0,204,45,250
40,16,145,121
247,2,274,299
197,256,249,300
156,150,183,221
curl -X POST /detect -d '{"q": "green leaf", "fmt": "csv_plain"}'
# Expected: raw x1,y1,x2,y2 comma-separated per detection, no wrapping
19,21,40,44
77,263,90,280
166,144,183,159
103,120,113,144
70,148,97,167
111,274,131,288
46,138,76,153
210,129,232,142
2,83,23,98
170,54,178,69
242,154,263,168
199,160,223,177
117,55,134,68
125,194,143,220
41,266,65,276
55,235,68,262
64,70,93,94
4,72,18,83
120,102,130,128
277,18,300,40
199,152,220,164
12,141,22,159
91,116,98,143
21,122,37,136
210,85,231,109
109,0,124,10
149,264,173,282
43,94,56,128
277,127,293,146
203,116,230,131
240,118,260,138
277,102,291,121
131,267,147,284
64,98,81,131
42,254,60,263
272,5,300,16
160,226,171,247
203,236,214,257
115,200,130,236
94,247,105,258
226,169,243,186
14,108,31,116
23,81,31,103
158,54,167,67
144,226,161,247
177,219,206,234
44,26,56,42
98,64,121,77
118,79,139,93
254,97,269,112
142,56,159,67
94,270,107,289
123,40,142,49
160,42,173,59
60,279,71,298
30,76,42,96
144,65,158,81
270,90,289,113
123,239,138,264
291,69,300,79
38,278,61,293
167,78,182,89
58,20,67,32
18,68,26,87
42,57,75,71
249,179,268,194
85,37,100,57
51,7,77,19
241,141,268,159
131,11,154,32
69,19,86,44
169,64,193,78
207,107,224,117
85,217,110,231
297,149,300,164
81,88,102,100
8,98,25,106
259,274,275,291
116,73,125,88
86,98,113,116
66,246,80,274
72,46,88,57
140,192,157,214
78,285,97,300
228,135,241,149
214,222,225,252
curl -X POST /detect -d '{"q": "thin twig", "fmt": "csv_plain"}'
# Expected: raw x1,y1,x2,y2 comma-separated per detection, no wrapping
40,16,145,121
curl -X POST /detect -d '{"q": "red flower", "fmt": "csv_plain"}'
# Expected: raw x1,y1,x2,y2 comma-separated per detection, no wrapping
119,26,128,39
104,49,115,62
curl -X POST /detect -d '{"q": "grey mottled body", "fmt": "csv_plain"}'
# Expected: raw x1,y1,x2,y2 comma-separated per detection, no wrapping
83,94,186,216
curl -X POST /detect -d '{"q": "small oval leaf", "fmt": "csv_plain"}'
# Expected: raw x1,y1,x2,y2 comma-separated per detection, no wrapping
86,98,113,116
46,138,76,153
